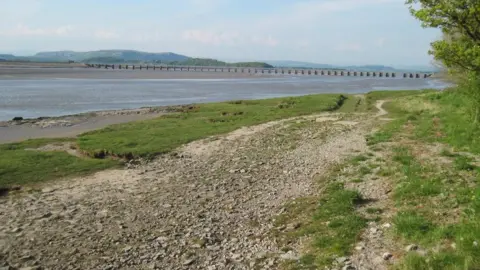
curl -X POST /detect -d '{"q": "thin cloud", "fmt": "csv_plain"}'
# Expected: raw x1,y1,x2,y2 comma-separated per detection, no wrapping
334,42,363,52
375,37,386,47
94,30,120,40
182,29,278,47
0,24,74,37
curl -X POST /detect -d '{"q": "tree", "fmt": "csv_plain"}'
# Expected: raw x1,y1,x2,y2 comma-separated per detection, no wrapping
405,0,480,72
405,0,480,122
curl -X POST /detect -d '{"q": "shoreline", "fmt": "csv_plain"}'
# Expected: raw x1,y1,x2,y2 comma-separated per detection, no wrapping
0,67,271,80
0,105,176,144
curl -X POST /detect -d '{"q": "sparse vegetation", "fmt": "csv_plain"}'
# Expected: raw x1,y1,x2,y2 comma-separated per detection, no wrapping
280,183,366,269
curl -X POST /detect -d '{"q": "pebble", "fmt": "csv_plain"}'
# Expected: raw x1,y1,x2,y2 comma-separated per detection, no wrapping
354,246,364,251
336,257,349,264
0,113,371,269
382,252,393,260
405,244,418,252
183,258,196,265
280,251,300,261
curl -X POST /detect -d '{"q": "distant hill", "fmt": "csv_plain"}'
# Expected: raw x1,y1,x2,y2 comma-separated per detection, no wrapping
342,65,397,71
265,60,335,69
0,54,17,62
34,50,189,63
1,50,435,72
167,58,273,68
266,61,401,71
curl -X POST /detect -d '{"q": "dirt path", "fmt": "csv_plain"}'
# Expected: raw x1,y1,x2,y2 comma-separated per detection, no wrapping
0,103,386,270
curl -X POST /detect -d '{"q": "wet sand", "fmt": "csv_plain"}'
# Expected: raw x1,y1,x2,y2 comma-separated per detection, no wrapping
0,107,167,144
0,67,266,80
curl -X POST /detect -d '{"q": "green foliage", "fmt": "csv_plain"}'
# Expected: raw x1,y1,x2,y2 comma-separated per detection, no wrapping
406,0,480,73
406,0,480,122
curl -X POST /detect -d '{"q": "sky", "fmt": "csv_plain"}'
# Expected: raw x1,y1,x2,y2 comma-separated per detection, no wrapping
0,0,441,67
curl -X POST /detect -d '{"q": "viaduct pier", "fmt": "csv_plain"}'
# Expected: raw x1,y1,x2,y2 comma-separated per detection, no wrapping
85,64,434,79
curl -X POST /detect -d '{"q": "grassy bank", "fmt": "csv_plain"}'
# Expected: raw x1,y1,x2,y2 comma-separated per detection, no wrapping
273,88,480,270
77,94,346,158
0,93,347,189
0,138,120,189
0,90,434,191
373,90,480,269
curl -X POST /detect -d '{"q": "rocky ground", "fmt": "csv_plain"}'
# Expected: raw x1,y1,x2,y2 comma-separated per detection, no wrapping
0,104,385,270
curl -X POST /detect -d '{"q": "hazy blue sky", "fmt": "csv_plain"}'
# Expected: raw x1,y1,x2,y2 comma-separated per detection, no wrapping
0,0,441,66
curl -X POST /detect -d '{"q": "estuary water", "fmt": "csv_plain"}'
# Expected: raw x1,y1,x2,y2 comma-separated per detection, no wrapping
0,75,448,121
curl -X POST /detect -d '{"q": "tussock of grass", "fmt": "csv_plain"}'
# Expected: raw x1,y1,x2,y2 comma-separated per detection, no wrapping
454,156,477,171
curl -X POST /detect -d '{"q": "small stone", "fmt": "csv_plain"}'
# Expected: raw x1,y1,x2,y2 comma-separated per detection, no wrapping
183,258,196,265
370,227,378,234
355,246,364,251
280,251,300,261
11,227,21,233
240,169,246,173
155,236,168,242
474,241,478,247
381,223,392,228
382,252,393,260
256,252,267,259
405,244,418,252
336,257,349,264
123,246,133,252
287,222,301,230
231,254,242,260
41,187,56,193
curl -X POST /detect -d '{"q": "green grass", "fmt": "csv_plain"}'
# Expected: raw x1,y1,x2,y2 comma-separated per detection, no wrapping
350,154,368,165
78,94,347,158
281,183,366,269
368,88,480,269
409,91,480,154
365,90,436,111
454,156,477,171
0,138,120,189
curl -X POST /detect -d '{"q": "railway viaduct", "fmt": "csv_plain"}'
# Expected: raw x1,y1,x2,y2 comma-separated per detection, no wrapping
86,64,433,79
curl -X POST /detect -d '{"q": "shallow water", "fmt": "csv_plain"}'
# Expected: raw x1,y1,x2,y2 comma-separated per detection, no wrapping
0,76,449,121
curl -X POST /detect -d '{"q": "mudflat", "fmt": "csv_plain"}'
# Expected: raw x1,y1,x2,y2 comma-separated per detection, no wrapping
0,67,266,79
0,107,166,143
